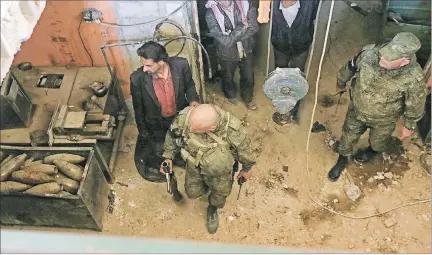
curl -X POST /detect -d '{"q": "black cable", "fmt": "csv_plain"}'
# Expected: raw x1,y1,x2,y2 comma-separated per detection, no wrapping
153,20,186,57
98,2,188,27
78,18,94,66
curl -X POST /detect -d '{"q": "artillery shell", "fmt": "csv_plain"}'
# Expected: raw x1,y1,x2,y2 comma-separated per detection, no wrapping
53,160,84,181
11,170,55,184
25,160,43,167
0,151,5,162
23,157,35,167
21,164,58,175
57,191,75,197
0,154,28,181
55,176,79,194
0,155,13,167
24,182,62,195
0,181,32,193
44,154,86,164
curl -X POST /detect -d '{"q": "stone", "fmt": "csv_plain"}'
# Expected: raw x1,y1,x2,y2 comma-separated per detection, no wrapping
282,184,289,189
343,184,361,201
384,172,394,179
332,198,339,204
234,212,240,218
384,237,392,242
328,140,335,147
227,216,234,221
348,244,355,249
392,181,399,186
384,218,397,228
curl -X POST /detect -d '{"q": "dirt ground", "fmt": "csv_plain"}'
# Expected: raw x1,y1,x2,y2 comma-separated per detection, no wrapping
101,2,430,253
4,1,431,253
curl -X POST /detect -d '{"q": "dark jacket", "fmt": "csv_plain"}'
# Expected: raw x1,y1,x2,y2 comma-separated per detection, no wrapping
205,1,259,61
130,57,200,136
271,0,320,56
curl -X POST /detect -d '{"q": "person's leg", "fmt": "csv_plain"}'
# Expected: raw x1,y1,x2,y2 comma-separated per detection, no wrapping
288,50,310,121
219,58,239,101
354,121,397,164
273,48,290,68
184,165,208,199
328,106,367,181
238,56,256,110
203,174,233,234
134,134,166,183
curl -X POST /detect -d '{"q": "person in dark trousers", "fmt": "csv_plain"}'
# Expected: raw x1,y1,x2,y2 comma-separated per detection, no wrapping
130,41,200,201
271,0,320,122
205,0,259,110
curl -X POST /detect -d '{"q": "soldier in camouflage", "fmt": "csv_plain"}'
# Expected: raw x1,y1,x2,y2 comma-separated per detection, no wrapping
328,32,427,182
160,104,256,234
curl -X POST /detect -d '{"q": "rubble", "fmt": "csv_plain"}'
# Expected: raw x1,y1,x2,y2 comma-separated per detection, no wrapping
384,172,394,179
343,184,361,201
384,218,397,228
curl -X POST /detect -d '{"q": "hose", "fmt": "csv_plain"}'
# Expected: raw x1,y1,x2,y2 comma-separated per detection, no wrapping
153,19,187,57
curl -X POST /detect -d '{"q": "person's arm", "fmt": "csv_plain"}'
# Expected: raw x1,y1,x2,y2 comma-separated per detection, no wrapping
243,4,259,38
403,73,427,132
336,50,365,91
227,120,256,174
130,75,148,137
205,9,249,47
182,59,200,105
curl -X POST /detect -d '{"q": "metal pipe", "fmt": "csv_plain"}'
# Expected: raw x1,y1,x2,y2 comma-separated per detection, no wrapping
109,114,126,173
153,20,187,57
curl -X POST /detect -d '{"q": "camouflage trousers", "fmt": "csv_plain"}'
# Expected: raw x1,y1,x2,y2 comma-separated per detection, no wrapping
184,164,233,208
338,106,397,156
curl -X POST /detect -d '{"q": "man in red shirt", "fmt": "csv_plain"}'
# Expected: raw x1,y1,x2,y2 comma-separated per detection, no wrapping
130,41,199,202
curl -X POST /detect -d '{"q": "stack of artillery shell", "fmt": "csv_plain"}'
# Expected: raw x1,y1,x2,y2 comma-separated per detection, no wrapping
0,152,86,196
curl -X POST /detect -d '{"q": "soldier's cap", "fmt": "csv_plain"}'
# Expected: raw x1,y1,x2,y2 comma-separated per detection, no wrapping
379,32,421,61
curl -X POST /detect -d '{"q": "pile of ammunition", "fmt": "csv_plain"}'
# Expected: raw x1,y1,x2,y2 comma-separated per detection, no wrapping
0,152,87,196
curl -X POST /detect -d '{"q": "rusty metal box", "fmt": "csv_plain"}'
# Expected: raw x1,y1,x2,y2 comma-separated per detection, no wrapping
0,145,109,231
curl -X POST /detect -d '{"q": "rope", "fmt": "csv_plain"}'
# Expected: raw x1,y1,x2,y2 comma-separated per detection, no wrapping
304,0,431,219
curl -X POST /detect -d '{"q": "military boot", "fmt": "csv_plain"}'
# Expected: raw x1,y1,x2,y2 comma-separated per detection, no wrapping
207,205,219,234
354,146,378,164
328,154,348,182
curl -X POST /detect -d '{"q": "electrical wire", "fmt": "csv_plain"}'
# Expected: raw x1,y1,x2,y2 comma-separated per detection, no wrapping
98,2,189,28
78,18,94,66
304,0,431,219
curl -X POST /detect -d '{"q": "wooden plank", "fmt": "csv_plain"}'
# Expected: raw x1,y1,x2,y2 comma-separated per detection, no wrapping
86,113,110,122
63,111,87,129
82,124,109,134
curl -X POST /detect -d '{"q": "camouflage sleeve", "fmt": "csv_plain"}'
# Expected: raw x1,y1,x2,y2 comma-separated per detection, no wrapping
337,49,367,89
227,126,256,172
403,70,427,130
162,129,178,160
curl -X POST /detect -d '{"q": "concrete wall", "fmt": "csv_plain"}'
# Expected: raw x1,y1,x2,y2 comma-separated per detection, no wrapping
9,0,203,109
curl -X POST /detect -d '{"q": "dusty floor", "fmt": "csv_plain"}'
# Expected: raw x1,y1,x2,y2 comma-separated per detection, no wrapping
4,1,431,253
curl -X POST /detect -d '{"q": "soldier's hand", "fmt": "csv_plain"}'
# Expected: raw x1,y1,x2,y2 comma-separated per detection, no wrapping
237,169,252,181
160,159,173,174
399,127,415,140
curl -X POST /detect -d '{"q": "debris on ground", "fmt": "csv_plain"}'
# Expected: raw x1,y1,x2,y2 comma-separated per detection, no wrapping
384,218,397,228
384,172,393,179
343,184,361,201
311,121,326,133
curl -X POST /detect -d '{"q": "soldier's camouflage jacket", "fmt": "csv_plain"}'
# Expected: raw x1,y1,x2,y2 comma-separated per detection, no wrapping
162,105,256,174
337,44,427,130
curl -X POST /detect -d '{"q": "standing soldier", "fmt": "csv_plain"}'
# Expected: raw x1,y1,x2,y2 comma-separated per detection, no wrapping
328,32,428,182
161,104,256,234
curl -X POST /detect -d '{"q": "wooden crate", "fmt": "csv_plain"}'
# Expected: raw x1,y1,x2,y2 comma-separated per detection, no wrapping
0,145,109,231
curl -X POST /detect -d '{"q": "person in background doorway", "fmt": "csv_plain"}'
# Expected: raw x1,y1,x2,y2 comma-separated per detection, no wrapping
327,32,427,182
130,41,200,201
271,0,320,122
205,0,259,110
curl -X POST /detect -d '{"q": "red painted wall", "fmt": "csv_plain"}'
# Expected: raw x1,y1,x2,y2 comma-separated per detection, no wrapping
12,0,133,99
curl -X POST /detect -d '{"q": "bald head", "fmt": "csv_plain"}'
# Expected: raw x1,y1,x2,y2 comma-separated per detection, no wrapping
189,104,220,133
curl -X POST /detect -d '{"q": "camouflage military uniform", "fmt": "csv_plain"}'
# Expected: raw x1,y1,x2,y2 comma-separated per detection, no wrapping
162,105,256,208
336,40,427,156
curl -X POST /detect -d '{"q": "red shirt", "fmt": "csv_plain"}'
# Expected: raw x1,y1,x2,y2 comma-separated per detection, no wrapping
152,69,176,117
